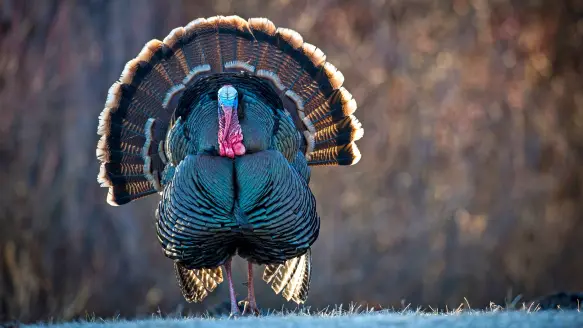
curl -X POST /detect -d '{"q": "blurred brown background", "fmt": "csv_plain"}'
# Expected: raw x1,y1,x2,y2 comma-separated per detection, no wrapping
2,0,583,323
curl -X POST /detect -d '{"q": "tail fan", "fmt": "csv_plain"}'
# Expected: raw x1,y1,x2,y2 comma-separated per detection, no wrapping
263,249,312,304
96,38,186,205
174,263,224,303
96,15,363,205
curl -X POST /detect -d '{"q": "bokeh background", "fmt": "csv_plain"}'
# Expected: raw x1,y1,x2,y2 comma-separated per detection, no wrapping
2,0,583,323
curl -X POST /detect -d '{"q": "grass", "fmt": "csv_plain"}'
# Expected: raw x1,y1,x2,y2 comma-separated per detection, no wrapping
20,301,583,328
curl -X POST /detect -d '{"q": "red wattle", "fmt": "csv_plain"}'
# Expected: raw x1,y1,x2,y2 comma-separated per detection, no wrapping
218,107,245,158
233,142,246,156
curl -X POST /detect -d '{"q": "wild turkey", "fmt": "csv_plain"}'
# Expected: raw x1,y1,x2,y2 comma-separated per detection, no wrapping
96,15,363,315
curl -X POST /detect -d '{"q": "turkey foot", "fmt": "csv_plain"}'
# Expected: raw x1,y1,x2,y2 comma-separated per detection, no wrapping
238,299,260,316
241,262,260,316
224,258,240,316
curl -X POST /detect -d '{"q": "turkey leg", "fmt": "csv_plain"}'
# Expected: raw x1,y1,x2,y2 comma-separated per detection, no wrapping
224,258,240,315
245,261,260,315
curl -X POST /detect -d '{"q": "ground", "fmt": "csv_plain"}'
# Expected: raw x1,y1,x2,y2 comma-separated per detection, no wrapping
21,310,583,328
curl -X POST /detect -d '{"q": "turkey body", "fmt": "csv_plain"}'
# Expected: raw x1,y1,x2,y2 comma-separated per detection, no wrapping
157,74,319,269
96,15,363,313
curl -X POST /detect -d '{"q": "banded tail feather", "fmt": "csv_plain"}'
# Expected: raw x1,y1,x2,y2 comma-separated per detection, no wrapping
175,263,224,302
96,15,363,205
263,249,312,304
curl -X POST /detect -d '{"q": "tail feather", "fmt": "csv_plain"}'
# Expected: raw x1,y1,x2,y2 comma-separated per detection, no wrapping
174,262,224,303
313,115,363,151
97,15,363,205
160,29,190,84
217,16,249,66
282,253,306,302
305,87,358,130
308,142,362,166
263,249,312,304
294,250,312,303
269,257,299,295
184,17,222,72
